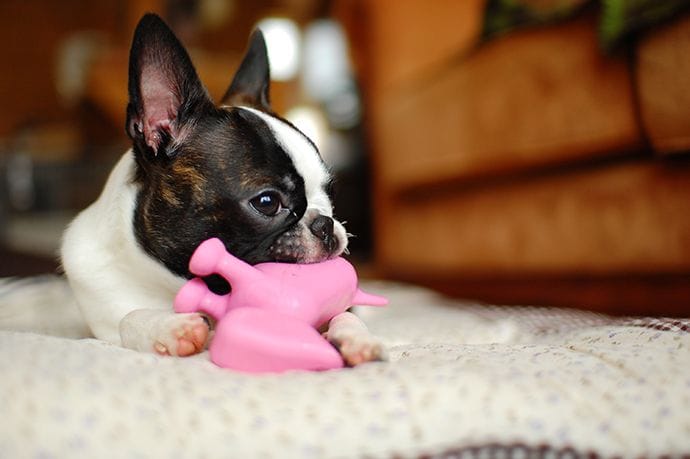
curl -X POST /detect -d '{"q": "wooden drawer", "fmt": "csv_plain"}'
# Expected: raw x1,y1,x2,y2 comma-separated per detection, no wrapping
371,15,643,191
376,160,690,276
637,13,690,155
343,0,485,95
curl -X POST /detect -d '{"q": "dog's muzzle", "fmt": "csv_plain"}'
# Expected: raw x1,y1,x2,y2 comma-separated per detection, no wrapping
310,215,336,254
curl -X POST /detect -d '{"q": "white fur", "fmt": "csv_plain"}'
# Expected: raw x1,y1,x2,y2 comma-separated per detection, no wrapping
325,312,387,366
61,151,191,349
239,107,331,216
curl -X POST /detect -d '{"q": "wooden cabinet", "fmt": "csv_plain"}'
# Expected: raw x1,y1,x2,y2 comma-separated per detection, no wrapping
341,2,690,315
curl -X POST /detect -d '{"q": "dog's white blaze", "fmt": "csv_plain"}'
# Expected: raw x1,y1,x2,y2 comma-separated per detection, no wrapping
239,106,332,216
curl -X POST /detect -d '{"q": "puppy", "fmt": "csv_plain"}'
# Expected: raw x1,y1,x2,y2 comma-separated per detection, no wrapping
2,14,383,366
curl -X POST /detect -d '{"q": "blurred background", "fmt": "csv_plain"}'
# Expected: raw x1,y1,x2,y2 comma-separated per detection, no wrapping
1,0,689,316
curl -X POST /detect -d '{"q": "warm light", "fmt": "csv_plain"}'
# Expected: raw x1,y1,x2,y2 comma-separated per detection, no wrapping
256,17,301,81
302,20,361,129
285,105,329,153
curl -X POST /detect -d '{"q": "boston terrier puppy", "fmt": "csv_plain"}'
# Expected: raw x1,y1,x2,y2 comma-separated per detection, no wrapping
2,14,383,366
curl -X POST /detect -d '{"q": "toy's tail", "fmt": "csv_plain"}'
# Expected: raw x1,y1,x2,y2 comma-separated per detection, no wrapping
352,288,388,307
174,277,229,320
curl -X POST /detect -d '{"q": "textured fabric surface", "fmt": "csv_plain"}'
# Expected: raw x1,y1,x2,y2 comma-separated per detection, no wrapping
1,282,689,458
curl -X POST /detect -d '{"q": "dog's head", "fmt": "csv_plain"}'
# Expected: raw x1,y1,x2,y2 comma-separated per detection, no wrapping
125,14,348,278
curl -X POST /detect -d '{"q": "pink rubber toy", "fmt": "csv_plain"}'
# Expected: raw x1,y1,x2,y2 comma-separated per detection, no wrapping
174,238,388,373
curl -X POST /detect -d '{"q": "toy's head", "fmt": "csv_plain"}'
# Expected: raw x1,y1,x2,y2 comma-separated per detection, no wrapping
175,238,387,325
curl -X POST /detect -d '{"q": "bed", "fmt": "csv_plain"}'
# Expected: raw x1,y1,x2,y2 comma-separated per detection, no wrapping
1,282,688,457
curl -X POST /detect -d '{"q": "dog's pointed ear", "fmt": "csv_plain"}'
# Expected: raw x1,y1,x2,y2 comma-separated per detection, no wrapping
220,30,271,111
126,13,212,157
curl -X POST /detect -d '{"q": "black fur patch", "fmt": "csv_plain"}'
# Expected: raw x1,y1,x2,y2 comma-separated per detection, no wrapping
133,108,306,278
125,14,314,278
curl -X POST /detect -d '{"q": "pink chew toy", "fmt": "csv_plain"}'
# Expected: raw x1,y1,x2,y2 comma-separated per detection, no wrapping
174,238,388,373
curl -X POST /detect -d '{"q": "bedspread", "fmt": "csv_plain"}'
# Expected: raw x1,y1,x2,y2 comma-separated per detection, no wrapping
1,282,689,458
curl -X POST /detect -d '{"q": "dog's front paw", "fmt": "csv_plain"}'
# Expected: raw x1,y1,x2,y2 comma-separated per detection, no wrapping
153,313,209,357
325,311,387,367
330,334,388,367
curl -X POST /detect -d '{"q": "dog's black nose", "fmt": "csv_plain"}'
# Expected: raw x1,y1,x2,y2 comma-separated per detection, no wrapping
310,215,334,243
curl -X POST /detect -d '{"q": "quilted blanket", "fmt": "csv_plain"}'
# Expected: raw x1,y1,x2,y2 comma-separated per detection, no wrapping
1,282,689,458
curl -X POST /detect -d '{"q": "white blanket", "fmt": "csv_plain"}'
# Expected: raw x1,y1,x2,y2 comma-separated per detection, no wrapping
1,282,689,458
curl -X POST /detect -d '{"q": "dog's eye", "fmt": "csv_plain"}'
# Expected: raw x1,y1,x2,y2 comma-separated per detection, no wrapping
250,191,282,216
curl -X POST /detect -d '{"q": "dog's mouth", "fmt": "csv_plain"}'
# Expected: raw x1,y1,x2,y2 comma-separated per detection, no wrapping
268,220,344,264
202,219,346,295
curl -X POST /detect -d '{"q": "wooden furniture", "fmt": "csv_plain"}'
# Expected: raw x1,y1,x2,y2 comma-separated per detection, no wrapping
341,1,690,315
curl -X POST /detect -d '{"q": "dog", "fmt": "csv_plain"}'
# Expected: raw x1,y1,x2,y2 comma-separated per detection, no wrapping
0,13,383,366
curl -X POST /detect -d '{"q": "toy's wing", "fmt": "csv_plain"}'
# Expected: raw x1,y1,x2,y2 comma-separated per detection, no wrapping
210,308,344,373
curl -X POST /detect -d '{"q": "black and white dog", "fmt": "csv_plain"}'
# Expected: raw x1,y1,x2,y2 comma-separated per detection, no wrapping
1,14,383,365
